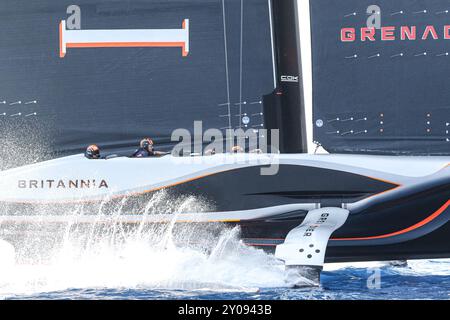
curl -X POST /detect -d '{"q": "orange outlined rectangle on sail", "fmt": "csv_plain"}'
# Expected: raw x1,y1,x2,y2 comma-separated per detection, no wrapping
59,19,189,58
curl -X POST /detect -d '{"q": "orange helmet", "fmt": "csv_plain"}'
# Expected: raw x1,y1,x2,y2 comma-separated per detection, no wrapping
140,138,154,149
86,144,100,159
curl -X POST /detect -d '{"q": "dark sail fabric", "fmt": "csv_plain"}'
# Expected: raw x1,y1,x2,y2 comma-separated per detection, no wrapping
0,0,275,159
311,0,450,155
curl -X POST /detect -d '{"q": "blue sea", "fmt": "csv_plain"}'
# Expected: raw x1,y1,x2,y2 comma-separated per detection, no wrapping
2,261,450,300
1,224,449,300
4,263,450,300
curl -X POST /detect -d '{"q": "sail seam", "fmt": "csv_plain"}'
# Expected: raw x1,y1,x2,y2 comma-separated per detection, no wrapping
221,0,232,130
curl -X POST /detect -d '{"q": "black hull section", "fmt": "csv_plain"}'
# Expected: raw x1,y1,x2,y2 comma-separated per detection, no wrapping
239,200,450,263
0,164,397,214
326,221,450,263
164,165,397,211
1,162,449,263
240,172,450,262
240,218,450,263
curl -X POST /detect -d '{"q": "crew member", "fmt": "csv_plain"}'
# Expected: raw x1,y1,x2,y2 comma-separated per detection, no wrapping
85,144,101,159
132,138,168,158
231,145,244,153
204,148,216,156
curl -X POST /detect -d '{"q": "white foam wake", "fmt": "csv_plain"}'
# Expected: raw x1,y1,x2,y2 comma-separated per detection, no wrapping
0,192,294,297
0,228,291,297
2,190,448,298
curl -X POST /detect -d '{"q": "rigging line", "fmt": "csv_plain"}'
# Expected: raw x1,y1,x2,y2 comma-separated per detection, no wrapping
268,0,277,88
239,0,244,128
221,0,232,130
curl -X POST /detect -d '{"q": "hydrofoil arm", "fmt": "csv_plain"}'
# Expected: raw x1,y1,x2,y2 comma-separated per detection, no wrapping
275,207,349,286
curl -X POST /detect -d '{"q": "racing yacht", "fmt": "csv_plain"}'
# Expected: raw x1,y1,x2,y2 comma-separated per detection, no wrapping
0,0,449,284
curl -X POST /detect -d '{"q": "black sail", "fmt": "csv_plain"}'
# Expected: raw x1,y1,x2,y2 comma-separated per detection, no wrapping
0,0,275,161
310,0,450,155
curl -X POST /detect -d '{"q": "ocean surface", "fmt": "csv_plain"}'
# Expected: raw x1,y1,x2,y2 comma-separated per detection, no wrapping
1,221,449,300
3,261,450,300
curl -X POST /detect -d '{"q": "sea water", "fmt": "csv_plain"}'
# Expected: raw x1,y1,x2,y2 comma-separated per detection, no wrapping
0,191,449,300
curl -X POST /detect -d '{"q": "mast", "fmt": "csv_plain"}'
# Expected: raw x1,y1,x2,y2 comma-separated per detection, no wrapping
263,0,307,153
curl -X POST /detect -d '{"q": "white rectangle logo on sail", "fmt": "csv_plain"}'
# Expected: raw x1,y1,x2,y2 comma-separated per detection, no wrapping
59,19,189,58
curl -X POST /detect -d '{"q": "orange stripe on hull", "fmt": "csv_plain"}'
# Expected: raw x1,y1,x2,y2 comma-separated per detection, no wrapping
332,199,450,241
3,170,229,205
